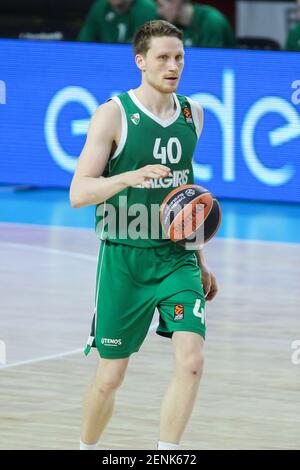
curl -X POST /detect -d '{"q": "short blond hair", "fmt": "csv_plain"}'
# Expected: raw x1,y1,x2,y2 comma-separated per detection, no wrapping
133,20,183,56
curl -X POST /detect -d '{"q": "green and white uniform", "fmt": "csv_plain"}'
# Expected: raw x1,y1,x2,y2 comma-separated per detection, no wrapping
85,90,206,359
78,0,157,44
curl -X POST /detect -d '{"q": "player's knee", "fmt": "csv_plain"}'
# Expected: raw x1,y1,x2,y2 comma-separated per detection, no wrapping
177,351,205,378
94,369,126,395
93,358,129,395
94,362,127,395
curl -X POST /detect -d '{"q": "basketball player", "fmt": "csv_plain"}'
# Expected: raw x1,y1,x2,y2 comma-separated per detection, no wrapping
70,20,218,450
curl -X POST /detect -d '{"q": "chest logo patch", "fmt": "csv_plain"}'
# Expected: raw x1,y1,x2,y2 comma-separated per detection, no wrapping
130,113,140,125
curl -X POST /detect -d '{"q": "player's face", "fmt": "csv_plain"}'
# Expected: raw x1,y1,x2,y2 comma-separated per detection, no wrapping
138,36,184,94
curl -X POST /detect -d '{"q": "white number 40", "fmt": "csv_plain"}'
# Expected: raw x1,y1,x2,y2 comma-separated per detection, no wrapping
153,137,182,164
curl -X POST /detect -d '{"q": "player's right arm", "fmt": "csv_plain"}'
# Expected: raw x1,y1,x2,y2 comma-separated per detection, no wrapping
69,100,170,209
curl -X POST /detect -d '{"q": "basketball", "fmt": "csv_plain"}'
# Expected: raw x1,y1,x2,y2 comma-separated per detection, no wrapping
160,184,222,246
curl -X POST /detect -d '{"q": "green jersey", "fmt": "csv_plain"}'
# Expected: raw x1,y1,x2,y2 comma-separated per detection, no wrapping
177,4,236,48
78,0,157,43
286,22,300,52
96,90,202,247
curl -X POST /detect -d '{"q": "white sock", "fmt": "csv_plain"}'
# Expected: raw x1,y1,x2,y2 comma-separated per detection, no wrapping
80,440,98,450
157,440,180,450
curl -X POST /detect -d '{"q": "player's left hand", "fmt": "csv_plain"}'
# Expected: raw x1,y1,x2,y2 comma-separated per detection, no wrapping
201,267,218,301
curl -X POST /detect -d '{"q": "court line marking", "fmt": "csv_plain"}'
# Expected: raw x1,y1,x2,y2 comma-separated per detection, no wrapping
0,348,84,370
0,221,92,232
214,237,300,248
0,240,157,369
0,324,158,371
0,241,159,371
0,242,93,370
0,241,95,262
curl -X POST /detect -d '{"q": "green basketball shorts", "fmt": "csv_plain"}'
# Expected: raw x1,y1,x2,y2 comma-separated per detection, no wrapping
84,240,206,359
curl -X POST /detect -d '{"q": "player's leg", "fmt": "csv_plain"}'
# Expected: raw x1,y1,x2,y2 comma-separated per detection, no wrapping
80,241,157,449
156,248,206,448
159,331,204,446
80,357,129,447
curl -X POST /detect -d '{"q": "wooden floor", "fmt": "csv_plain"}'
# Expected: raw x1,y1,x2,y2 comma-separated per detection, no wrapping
0,222,299,450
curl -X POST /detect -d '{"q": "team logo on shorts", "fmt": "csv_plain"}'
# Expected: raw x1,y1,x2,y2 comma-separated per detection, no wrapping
174,304,184,320
182,107,193,124
130,113,140,125
101,338,122,346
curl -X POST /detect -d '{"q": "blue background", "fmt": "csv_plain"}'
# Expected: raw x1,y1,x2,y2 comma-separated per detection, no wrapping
0,39,300,202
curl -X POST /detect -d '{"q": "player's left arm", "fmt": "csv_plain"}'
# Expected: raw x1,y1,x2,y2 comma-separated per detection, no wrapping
192,101,218,301
196,250,218,301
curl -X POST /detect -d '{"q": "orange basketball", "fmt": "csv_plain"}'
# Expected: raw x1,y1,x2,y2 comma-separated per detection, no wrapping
160,184,222,247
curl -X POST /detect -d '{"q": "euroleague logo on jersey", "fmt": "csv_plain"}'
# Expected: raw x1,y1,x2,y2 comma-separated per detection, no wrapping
182,106,193,124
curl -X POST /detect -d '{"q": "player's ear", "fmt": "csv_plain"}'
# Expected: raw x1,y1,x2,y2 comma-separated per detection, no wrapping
135,54,146,72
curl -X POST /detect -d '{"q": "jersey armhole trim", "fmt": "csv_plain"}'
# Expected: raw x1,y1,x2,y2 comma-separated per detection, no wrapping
186,97,203,140
109,96,128,160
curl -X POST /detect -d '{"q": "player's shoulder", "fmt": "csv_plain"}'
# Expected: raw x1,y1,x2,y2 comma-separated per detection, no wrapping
187,97,203,114
89,99,121,136
90,90,132,132
93,99,121,120
178,95,204,121
177,95,204,138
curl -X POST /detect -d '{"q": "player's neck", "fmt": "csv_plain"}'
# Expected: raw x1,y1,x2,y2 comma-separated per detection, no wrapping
133,84,176,120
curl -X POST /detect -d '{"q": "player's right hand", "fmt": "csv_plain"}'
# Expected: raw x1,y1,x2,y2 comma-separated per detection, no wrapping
123,164,171,189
